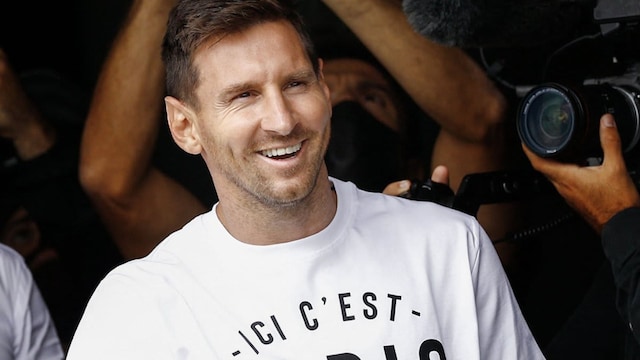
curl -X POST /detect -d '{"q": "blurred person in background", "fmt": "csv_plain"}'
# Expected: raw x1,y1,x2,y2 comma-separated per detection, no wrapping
0,48,123,349
0,241,64,359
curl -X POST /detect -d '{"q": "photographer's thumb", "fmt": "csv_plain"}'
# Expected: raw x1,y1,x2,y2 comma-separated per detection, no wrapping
600,113,625,167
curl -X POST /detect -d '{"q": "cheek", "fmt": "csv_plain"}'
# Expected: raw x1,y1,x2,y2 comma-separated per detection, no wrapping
199,116,255,157
197,126,222,154
313,105,333,134
313,92,334,130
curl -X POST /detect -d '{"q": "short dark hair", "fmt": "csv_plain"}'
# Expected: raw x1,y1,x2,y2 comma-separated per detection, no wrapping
162,0,319,110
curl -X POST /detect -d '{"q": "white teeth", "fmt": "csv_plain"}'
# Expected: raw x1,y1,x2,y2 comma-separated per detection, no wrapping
262,143,302,158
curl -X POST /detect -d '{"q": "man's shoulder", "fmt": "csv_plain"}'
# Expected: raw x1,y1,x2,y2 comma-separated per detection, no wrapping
334,180,480,239
352,183,470,217
110,211,214,276
0,243,30,279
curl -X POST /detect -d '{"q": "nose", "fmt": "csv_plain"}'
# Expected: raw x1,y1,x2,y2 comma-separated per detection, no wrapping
260,92,297,135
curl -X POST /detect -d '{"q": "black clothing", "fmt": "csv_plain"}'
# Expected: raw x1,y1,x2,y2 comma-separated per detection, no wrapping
602,207,640,359
526,204,640,359
325,101,406,192
504,187,628,359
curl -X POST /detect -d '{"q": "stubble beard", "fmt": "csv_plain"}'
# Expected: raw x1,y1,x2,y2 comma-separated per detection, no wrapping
224,131,329,210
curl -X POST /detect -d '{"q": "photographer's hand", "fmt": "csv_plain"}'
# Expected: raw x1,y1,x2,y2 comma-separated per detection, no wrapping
523,113,640,234
382,165,450,196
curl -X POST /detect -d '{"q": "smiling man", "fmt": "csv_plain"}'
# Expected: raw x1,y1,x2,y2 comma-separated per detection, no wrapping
65,1,544,359
165,18,335,243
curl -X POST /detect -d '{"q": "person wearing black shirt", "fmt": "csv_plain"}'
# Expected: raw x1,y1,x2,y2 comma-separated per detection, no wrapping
523,113,640,359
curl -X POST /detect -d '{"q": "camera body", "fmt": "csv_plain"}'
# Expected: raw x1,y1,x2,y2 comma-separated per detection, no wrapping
516,0,640,164
517,76,640,162
403,171,555,216
402,178,455,208
405,0,640,217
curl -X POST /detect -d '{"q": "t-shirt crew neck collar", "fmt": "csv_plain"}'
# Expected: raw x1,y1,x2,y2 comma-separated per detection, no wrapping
202,178,354,263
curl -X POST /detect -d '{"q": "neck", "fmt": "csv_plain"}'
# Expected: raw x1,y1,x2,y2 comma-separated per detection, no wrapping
215,174,337,245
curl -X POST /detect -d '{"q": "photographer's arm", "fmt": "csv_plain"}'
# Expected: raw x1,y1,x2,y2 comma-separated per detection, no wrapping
79,0,206,259
323,0,520,248
524,113,640,345
0,49,55,160
320,0,506,146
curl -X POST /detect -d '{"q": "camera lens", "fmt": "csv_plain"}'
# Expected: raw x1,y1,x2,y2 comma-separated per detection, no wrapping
539,100,572,140
521,86,575,154
517,82,640,162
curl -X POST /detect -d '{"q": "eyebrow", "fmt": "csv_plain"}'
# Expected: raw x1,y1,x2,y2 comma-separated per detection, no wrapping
285,69,318,83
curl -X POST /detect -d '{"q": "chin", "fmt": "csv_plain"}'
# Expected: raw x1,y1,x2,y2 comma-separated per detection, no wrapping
268,173,318,205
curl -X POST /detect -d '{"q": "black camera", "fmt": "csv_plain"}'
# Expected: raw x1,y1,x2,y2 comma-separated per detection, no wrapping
402,178,455,208
403,171,556,216
517,79,640,162
516,0,640,163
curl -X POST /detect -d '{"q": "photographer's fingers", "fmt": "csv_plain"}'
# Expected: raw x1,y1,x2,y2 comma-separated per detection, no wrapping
598,113,640,208
599,113,625,168
383,166,451,197
383,180,411,196
525,114,640,232
430,165,450,185
520,142,568,184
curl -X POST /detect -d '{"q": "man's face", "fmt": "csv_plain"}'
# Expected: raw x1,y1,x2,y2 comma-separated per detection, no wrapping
323,58,401,132
177,20,332,206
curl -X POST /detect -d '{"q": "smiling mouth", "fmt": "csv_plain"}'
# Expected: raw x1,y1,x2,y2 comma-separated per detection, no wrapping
261,142,302,159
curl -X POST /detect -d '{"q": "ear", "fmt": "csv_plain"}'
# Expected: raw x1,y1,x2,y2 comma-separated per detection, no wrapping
317,59,332,117
317,58,330,98
165,96,202,155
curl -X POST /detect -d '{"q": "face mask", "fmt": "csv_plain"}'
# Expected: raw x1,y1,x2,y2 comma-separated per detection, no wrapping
325,101,405,192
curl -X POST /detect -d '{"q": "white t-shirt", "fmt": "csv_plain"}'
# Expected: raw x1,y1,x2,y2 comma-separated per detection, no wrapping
0,243,64,360
67,178,544,359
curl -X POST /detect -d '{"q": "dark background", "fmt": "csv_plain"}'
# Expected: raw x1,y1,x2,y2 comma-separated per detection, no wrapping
0,0,361,94
0,1,131,92
2,1,636,98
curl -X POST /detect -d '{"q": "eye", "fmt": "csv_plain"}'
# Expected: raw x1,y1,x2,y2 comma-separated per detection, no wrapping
285,71,316,92
357,87,401,132
236,91,252,99
362,90,390,107
286,80,308,91
228,90,258,105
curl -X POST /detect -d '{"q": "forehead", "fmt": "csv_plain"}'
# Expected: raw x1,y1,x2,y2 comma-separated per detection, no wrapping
192,20,311,85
